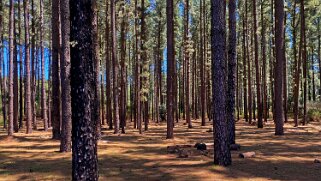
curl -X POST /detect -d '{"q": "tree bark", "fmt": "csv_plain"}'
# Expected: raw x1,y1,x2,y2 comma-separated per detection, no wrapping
8,0,14,136
40,0,48,131
274,0,284,135
111,0,120,134
166,0,174,139
51,0,61,139
23,0,32,134
105,0,113,130
60,0,72,152
211,0,232,166
227,0,237,145
252,0,263,128
70,0,99,179
184,0,192,128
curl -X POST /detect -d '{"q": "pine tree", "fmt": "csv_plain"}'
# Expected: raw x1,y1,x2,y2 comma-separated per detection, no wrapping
211,0,232,166
70,0,99,179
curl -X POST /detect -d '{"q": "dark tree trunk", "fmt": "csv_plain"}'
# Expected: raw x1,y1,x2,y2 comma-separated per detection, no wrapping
70,0,99,180
252,0,263,128
166,0,174,139
227,0,236,145
300,0,307,125
120,3,127,134
60,0,72,152
211,0,232,166
292,0,300,127
111,0,120,134
274,0,284,135
246,0,252,125
13,6,19,133
242,11,248,123
105,0,113,130
200,0,206,126
283,13,288,123
51,0,61,139
184,0,192,128
261,0,268,123
318,17,321,100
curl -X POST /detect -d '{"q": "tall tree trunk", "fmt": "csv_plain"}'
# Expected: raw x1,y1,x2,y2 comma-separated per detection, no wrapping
60,0,72,152
141,0,149,132
120,3,127,133
8,0,14,136
13,6,19,133
300,0,307,125
246,0,253,125
318,17,321,99
24,0,32,134
105,0,113,130
70,1,98,179
111,0,120,134
184,0,192,128
200,0,206,126
211,0,232,166
166,0,174,139
283,12,288,123
40,0,48,131
227,0,237,145
274,0,284,135
242,10,248,122
51,0,61,139
253,0,263,128
18,0,23,129
293,0,300,127
261,0,268,123
31,0,36,130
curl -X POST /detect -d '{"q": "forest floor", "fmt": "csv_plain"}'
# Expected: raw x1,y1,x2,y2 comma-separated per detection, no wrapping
0,119,321,181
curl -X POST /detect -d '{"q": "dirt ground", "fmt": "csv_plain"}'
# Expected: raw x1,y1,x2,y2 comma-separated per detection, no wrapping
0,119,321,181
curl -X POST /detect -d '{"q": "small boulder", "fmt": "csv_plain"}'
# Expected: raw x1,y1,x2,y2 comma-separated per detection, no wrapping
314,159,321,163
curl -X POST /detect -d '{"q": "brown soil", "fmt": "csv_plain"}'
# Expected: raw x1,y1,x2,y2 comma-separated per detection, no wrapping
0,119,321,181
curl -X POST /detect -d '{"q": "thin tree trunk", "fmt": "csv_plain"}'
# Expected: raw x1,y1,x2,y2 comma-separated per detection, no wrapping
51,0,61,139
40,0,48,131
261,0,268,123
18,0,24,129
227,0,237,145
13,7,19,133
166,0,174,139
301,0,307,125
8,0,14,136
200,0,206,126
274,0,285,135
253,0,263,128
111,0,120,134
105,0,113,130
60,0,72,152
184,0,192,128
24,0,32,134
